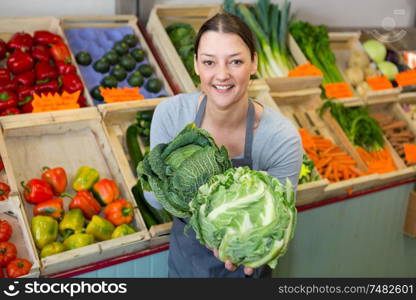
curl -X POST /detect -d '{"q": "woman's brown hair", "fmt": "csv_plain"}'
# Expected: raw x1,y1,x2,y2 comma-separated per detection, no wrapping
194,12,256,61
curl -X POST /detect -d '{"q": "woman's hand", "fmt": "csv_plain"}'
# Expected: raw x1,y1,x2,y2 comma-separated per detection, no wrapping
207,246,254,276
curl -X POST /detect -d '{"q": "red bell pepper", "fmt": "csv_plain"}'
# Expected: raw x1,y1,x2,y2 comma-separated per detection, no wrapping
7,32,33,52
0,80,17,93
0,182,10,201
7,49,34,75
0,68,11,83
33,30,62,45
33,197,64,220
0,107,20,116
50,42,72,64
92,179,120,206
17,86,34,105
21,100,33,113
56,61,76,75
35,61,57,83
14,70,35,87
31,44,50,62
67,190,101,220
78,94,87,107
104,199,134,226
41,166,67,195
21,179,54,204
0,159,4,172
0,39,7,60
61,73,83,93
0,91,17,111
34,80,59,95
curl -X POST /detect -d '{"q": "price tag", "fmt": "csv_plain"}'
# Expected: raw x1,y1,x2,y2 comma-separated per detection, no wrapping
395,70,416,87
32,91,80,113
288,62,323,77
323,82,354,99
366,75,393,91
100,87,144,103
404,144,416,163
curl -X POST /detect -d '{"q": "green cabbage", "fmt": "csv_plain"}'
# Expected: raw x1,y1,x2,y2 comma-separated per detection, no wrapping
137,123,232,218
189,167,297,269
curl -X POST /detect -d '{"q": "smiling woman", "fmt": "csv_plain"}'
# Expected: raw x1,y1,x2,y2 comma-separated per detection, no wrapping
145,12,303,278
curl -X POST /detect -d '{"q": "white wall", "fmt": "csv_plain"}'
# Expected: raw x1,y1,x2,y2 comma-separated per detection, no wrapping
154,0,416,28
0,0,115,17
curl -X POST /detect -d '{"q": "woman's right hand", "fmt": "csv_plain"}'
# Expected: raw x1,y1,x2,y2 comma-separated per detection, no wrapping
206,245,254,276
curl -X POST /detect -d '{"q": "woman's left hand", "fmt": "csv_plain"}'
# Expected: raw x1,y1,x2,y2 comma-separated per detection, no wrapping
211,247,254,276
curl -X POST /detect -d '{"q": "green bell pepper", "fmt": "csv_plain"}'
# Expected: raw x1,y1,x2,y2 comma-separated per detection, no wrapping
72,166,100,191
111,224,136,239
85,215,115,241
63,233,95,250
31,216,58,249
40,242,66,258
59,209,85,240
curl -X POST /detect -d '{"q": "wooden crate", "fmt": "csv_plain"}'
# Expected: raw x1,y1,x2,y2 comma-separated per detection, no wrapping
366,102,416,185
60,15,174,103
98,98,172,246
271,88,382,200
329,32,401,106
0,197,40,278
146,4,322,94
0,16,93,107
0,108,150,276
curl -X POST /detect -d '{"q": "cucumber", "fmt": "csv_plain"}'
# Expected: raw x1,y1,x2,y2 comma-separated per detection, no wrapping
126,124,143,174
132,184,158,229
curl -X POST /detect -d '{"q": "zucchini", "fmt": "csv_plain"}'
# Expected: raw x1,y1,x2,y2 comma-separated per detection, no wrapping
126,124,143,174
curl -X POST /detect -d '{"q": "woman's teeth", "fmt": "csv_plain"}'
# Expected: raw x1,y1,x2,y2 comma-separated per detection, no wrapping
213,85,233,90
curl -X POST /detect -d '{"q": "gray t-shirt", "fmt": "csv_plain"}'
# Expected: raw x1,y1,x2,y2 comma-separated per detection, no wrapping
144,91,303,209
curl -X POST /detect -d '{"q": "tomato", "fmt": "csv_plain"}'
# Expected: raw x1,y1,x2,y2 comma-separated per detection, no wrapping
0,220,12,242
0,267,4,278
6,258,32,278
0,241,17,267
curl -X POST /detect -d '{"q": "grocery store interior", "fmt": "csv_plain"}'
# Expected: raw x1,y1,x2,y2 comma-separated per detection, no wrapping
0,0,415,278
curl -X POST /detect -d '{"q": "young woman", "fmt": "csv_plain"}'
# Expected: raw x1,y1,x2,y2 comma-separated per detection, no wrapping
147,12,302,278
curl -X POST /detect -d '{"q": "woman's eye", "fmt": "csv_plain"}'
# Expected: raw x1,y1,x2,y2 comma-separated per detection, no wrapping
231,59,243,65
203,60,214,66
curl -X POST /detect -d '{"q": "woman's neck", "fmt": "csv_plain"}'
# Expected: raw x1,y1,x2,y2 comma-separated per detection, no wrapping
203,96,249,129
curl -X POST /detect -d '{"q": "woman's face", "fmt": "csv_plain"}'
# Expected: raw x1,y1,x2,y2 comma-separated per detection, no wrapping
194,31,257,110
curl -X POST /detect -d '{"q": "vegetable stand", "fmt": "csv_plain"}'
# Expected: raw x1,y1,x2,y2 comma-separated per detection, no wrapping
329,32,402,105
60,15,174,104
146,4,322,95
0,108,149,276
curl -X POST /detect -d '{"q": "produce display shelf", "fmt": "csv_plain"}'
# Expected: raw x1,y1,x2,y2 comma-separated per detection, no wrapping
0,108,150,276
329,31,401,106
42,177,416,278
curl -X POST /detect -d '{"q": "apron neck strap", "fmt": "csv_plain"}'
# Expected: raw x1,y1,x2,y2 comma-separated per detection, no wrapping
194,95,255,160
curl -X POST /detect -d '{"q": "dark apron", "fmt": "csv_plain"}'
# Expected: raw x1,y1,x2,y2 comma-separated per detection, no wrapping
168,96,270,278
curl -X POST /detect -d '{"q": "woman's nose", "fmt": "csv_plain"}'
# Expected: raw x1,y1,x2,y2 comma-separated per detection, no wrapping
215,63,230,81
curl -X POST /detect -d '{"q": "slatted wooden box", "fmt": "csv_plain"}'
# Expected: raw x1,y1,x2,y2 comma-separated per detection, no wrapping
0,16,93,107
271,88,383,201
0,197,40,278
60,15,173,104
329,32,401,106
0,108,150,276
98,98,172,248
146,4,322,94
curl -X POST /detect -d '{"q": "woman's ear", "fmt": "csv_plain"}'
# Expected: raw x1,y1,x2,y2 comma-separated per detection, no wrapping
251,52,258,75
194,54,199,76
